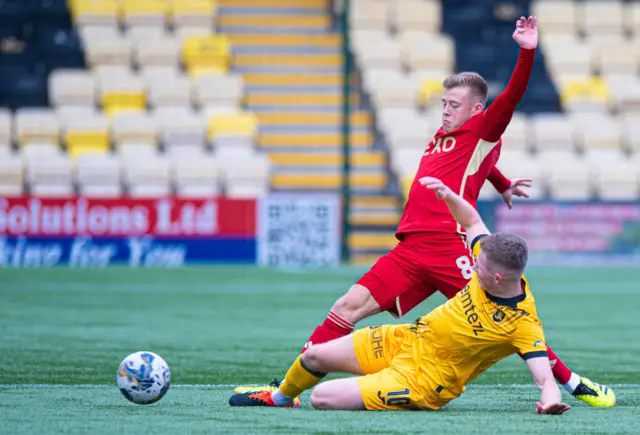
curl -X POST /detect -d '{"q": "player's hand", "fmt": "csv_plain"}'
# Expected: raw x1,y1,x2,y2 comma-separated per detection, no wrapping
536,401,571,415
419,177,452,200
501,177,532,209
513,16,538,50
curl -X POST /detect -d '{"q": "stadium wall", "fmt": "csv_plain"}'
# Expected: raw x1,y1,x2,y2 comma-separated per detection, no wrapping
0,195,341,268
478,200,640,266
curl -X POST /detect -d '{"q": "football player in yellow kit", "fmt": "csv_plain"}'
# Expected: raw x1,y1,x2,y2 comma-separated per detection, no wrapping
229,176,571,415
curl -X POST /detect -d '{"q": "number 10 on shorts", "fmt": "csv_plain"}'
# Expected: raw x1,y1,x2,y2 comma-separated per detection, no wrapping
456,255,474,279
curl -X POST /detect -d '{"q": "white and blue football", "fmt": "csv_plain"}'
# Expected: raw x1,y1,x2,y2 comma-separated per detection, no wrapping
117,351,171,405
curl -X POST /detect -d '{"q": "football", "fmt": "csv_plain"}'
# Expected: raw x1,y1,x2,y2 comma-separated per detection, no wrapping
116,351,171,405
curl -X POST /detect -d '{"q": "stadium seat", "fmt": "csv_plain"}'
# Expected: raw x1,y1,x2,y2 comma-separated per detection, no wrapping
544,41,593,77
207,111,258,150
578,117,623,152
356,38,402,70
402,34,455,75
392,0,441,33
351,29,391,57
223,155,270,198
174,155,221,197
377,107,422,138
416,73,448,108
124,155,172,197
194,73,244,110
182,35,231,76
122,0,168,27
168,0,216,27
621,115,640,153
140,66,180,84
70,0,119,26
496,154,546,200
76,154,122,197
134,37,180,68
98,73,146,117
84,33,132,67
154,107,206,148
26,154,73,197
531,0,577,35
595,162,638,201
0,109,11,149
126,25,166,44
560,77,612,113
530,114,576,152
499,113,529,151
368,74,416,109
628,2,640,35
578,0,624,36
0,152,23,196
111,112,157,149
543,154,591,200
14,109,60,147
385,114,431,150
63,113,110,159
391,147,422,179
148,76,192,108
350,0,389,31
49,69,96,107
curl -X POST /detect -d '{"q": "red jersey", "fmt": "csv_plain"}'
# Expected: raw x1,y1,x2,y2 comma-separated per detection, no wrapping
397,48,536,238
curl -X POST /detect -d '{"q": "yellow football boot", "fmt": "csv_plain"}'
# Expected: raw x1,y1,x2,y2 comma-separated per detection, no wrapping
573,377,616,408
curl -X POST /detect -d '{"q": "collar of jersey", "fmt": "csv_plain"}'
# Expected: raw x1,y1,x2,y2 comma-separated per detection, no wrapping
485,290,526,307
484,279,527,307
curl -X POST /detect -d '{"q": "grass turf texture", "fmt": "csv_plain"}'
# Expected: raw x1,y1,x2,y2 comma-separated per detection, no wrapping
1,266,639,434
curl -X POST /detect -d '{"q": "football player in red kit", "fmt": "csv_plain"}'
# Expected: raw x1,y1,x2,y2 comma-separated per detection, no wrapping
237,16,615,407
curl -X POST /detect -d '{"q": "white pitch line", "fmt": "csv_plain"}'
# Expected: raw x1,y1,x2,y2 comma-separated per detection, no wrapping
1,383,639,389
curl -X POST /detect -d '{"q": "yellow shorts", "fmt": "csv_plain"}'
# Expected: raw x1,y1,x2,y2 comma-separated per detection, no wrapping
352,324,457,411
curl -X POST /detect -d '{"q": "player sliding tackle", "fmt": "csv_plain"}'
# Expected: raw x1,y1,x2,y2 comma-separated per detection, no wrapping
235,16,615,407
230,177,574,413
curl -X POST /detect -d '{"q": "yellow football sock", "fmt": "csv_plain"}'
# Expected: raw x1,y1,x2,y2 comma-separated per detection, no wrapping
279,355,326,399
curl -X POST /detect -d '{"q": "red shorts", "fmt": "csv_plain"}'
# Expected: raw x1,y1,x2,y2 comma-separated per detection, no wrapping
356,233,474,318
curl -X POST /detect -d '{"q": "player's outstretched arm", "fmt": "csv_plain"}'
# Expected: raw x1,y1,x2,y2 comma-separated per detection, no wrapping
526,357,571,415
419,176,489,242
479,16,537,142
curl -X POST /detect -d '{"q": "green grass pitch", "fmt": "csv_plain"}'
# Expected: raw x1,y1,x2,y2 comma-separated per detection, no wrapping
1,266,640,434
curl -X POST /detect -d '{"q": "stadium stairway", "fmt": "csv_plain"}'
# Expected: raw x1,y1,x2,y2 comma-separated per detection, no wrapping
218,0,402,264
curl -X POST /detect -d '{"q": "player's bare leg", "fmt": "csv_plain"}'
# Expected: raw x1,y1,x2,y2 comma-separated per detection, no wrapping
310,377,365,410
230,335,365,408
233,284,380,394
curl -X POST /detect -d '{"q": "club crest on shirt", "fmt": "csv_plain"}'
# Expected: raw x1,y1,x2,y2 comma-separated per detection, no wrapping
492,309,506,323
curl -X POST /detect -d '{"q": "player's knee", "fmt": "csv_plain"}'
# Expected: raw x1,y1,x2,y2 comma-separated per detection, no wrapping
301,346,326,372
331,284,379,324
309,387,331,410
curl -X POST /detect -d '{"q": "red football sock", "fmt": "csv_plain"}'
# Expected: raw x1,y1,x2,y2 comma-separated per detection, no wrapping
547,345,573,385
300,311,355,354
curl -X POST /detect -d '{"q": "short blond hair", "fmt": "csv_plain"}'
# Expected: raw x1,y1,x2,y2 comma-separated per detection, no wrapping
443,72,488,105
480,233,528,276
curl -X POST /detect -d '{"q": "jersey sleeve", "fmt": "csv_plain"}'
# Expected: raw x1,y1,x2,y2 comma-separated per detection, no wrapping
477,49,535,142
511,318,548,360
470,234,489,259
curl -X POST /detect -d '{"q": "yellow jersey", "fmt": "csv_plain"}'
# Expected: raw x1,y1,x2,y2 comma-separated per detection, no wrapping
409,234,547,398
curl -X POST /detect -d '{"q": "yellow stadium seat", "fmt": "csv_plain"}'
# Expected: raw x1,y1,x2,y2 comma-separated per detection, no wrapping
121,0,167,26
66,132,110,159
182,35,231,76
207,112,258,140
168,0,216,26
418,77,445,107
69,0,119,25
101,92,147,118
560,77,612,112
401,175,413,201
